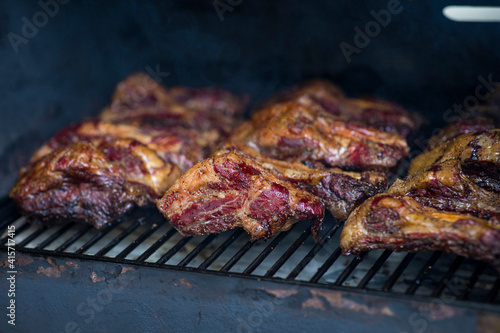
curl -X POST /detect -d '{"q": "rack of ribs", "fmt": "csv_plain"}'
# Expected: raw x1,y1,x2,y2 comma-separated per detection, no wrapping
10,73,247,228
340,128,500,267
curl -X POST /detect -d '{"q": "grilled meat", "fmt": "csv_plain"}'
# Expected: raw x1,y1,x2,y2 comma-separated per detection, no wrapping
425,114,498,153
10,140,181,228
10,73,247,228
340,129,500,267
260,79,420,138
156,151,324,240
227,100,409,171
340,195,500,267
217,144,388,221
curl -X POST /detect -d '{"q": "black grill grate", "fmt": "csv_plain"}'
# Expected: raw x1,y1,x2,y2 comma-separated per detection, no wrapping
1,198,500,310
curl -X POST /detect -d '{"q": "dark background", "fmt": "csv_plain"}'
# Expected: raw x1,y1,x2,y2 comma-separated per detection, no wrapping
1,0,499,195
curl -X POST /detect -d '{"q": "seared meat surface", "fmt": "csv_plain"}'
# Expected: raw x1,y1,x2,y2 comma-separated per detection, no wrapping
157,151,324,240
340,195,500,267
10,73,247,228
160,79,413,240
217,144,388,221
228,100,409,171
340,129,500,267
261,79,420,138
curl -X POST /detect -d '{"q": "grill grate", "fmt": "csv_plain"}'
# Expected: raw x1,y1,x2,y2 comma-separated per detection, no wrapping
1,198,499,309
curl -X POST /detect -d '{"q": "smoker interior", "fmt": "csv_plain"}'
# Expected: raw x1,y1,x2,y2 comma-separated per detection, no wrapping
1,1,500,332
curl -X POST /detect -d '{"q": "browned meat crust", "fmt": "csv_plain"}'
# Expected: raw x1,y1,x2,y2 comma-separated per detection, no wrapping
10,73,247,228
260,79,421,138
340,129,500,267
156,151,324,240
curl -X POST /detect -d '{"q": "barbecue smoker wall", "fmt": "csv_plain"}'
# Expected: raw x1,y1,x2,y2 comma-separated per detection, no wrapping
1,0,500,195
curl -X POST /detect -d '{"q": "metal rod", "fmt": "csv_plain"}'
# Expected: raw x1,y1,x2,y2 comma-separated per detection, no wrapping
334,252,367,286
74,221,121,255
35,223,74,250
286,223,341,280
458,262,486,300
265,229,311,278
156,236,192,264
430,256,465,297
54,225,93,252
243,232,288,275
309,247,342,283
134,227,178,262
357,250,393,289
220,240,255,273
0,221,32,245
382,252,417,292
114,220,166,260
178,235,217,267
406,252,442,295
198,230,242,270
94,219,143,257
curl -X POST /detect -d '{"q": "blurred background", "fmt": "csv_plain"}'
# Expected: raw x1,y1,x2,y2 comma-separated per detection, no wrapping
1,0,499,195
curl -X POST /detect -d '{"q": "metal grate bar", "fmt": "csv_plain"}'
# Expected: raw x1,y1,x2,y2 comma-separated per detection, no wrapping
17,227,48,247
55,225,93,252
458,262,486,300
265,229,311,277
198,230,242,270
74,221,121,255
35,223,74,250
134,227,177,262
178,234,217,267
156,236,192,264
220,240,255,273
309,246,342,283
430,256,465,297
488,277,500,302
94,219,144,257
335,252,367,286
357,250,393,289
114,220,166,260
243,232,288,275
1,221,31,245
286,223,341,280
382,252,417,292
406,252,442,295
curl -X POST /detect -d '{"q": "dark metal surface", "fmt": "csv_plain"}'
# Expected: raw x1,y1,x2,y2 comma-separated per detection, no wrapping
1,198,500,332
